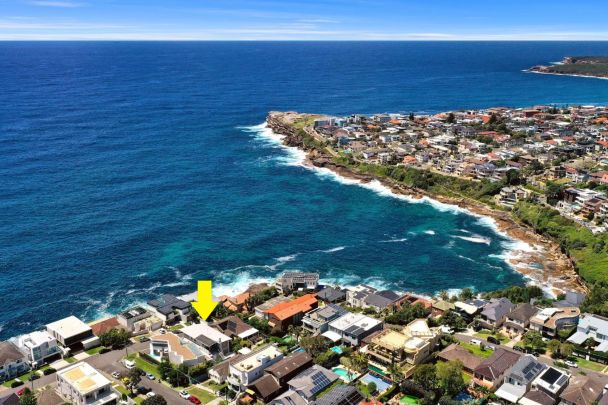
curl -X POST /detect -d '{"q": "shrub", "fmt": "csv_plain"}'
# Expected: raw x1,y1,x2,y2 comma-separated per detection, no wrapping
43,367,57,375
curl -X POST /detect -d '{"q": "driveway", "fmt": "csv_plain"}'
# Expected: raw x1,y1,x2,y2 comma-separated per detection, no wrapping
3,341,186,402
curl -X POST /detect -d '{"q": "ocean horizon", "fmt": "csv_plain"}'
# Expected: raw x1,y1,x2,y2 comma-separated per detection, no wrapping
2,41,608,339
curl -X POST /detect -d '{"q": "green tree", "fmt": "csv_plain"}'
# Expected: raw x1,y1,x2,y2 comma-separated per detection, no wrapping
367,381,377,396
351,352,368,373
440,310,467,331
158,357,172,381
505,169,522,186
247,316,271,335
436,360,465,396
128,368,142,394
458,288,474,301
412,364,437,391
522,330,546,351
385,303,431,326
301,335,331,354
142,395,168,405
99,328,130,349
19,388,37,405
560,343,574,358
547,339,560,355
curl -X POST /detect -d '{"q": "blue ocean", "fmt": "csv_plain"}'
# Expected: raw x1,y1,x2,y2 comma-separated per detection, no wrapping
2,41,608,339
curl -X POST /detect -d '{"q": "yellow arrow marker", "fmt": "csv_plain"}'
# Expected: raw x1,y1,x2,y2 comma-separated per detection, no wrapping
192,280,219,321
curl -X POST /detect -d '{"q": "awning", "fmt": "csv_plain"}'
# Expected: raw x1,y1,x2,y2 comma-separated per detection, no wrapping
596,341,608,352
567,331,588,345
322,331,342,342
495,383,525,404
238,329,258,339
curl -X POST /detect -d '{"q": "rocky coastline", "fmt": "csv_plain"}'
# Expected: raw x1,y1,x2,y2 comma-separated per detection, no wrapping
267,111,586,296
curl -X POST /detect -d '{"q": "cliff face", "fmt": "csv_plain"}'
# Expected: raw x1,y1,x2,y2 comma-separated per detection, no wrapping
264,110,584,293
267,111,307,148
266,111,331,165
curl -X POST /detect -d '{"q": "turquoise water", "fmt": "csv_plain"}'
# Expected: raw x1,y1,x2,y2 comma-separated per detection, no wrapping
332,366,358,383
2,41,608,339
360,373,392,393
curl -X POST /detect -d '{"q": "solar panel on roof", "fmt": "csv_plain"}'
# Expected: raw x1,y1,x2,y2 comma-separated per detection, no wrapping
541,367,562,384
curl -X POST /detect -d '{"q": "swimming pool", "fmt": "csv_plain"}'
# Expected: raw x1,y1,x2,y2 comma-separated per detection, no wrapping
360,372,391,393
331,366,358,383
330,346,343,354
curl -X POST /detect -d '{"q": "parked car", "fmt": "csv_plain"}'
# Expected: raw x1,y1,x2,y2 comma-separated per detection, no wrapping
111,371,121,379
513,346,524,352
146,391,156,398
137,386,151,395
28,374,40,381
139,336,150,343
565,360,578,368
146,372,155,380
17,388,26,396
124,360,135,369
470,339,482,346
189,396,201,404
180,391,191,399
487,336,500,345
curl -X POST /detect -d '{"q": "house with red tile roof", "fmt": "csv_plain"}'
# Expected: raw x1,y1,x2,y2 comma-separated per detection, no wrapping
263,294,318,333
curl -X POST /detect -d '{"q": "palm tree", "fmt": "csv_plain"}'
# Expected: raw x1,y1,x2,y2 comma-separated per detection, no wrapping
388,362,404,383
351,352,368,373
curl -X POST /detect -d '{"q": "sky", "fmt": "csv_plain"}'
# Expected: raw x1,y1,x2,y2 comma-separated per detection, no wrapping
1,0,608,41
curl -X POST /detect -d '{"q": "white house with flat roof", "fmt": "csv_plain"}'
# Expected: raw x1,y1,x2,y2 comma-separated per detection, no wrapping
567,313,608,352
181,323,231,361
227,345,283,391
56,362,118,405
149,332,207,367
11,330,62,367
46,316,99,351
326,312,383,346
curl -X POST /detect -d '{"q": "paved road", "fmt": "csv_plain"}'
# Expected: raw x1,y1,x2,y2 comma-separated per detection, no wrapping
2,341,187,405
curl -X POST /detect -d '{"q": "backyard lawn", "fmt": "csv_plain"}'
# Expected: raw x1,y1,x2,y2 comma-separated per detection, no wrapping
187,386,217,403
459,341,494,358
126,354,160,379
474,330,508,343
85,346,106,355
576,357,607,372
2,370,39,387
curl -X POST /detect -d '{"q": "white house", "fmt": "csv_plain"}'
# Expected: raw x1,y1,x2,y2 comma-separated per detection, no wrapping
567,313,608,352
227,345,283,391
56,363,119,405
326,312,383,346
46,316,99,351
181,323,231,361
11,331,62,367
0,342,29,382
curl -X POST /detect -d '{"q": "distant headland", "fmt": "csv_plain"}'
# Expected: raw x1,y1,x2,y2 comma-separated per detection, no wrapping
528,56,608,79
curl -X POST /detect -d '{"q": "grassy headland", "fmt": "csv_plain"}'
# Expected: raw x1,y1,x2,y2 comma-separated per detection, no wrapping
268,112,607,289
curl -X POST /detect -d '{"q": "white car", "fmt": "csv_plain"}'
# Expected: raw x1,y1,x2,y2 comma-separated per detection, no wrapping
111,371,121,378
124,360,135,369
146,372,156,380
146,392,156,398
565,360,578,368
470,339,482,346
180,391,191,399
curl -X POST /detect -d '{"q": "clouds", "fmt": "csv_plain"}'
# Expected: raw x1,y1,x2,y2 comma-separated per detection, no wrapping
1,0,607,40
29,1,86,7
